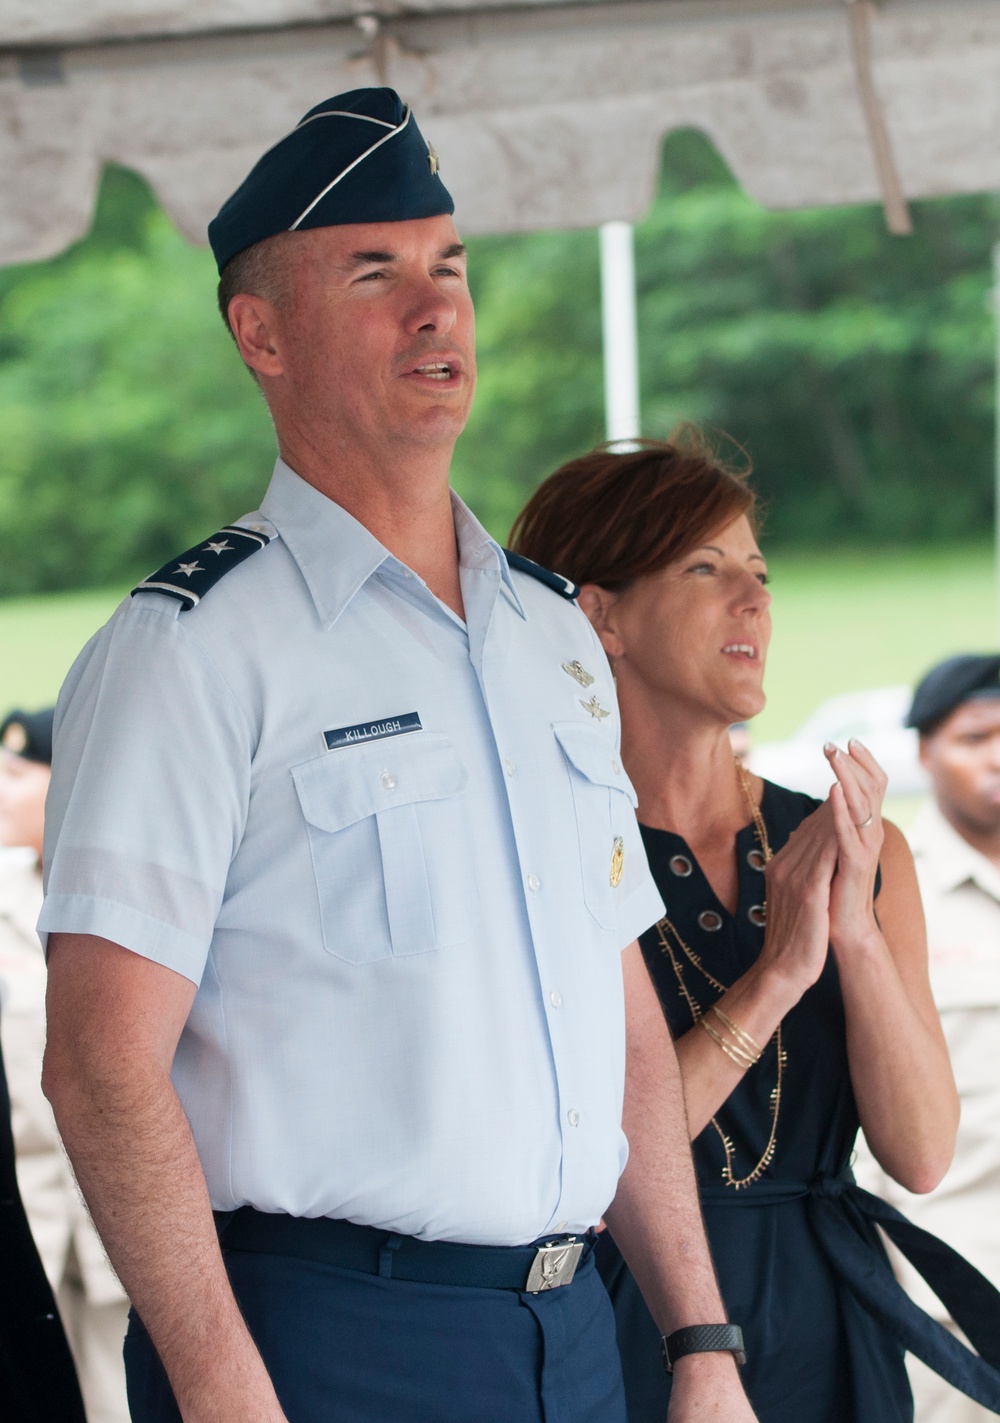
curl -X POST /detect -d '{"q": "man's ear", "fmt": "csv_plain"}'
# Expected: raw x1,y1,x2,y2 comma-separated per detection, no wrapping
227,294,285,379
577,583,625,660
917,733,932,773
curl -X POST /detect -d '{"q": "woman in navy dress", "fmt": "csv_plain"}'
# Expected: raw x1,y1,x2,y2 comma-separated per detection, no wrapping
510,437,1000,1422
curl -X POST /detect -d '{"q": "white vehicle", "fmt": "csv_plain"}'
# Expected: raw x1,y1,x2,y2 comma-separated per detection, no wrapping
749,685,928,800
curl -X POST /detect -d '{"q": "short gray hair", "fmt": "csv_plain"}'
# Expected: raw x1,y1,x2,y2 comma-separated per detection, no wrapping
216,231,299,341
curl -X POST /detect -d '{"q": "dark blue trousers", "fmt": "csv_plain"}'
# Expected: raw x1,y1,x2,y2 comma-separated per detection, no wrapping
125,1246,627,1422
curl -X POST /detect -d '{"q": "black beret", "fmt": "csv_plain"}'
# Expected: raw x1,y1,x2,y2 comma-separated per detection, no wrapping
907,654,1000,733
0,707,55,765
208,87,454,274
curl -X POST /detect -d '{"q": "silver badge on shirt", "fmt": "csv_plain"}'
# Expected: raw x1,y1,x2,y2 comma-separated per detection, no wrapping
562,660,595,688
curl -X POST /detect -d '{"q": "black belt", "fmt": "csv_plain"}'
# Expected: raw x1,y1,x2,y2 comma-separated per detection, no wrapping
215,1207,591,1294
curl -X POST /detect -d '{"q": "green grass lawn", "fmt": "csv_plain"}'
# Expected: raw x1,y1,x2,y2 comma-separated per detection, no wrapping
0,587,126,714
0,546,995,739
753,544,996,740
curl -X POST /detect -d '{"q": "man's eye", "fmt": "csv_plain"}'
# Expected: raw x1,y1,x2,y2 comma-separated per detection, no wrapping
756,573,770,586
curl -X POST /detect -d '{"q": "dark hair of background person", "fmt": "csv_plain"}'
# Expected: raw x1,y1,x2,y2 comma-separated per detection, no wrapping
508,429,758,590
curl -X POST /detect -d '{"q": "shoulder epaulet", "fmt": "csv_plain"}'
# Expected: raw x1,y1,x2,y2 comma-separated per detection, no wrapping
131,524,274,611
503,549,580,601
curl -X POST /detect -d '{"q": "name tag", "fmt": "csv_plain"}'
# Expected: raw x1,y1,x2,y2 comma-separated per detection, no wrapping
324,712,422,751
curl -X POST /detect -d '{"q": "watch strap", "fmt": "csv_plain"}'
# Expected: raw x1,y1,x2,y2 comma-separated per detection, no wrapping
661,1323,746,1374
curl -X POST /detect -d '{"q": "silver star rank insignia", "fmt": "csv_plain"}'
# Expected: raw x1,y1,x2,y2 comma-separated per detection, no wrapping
175,561,203,578
580,695,610,720
204,540,233,556
562,660,595,688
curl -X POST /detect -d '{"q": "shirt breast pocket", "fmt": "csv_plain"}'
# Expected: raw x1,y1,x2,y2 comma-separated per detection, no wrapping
292,733,481,964
553,721,639,931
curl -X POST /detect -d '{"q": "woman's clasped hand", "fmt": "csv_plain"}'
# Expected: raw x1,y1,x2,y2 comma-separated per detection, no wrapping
758,737,888,1001
823,738,888,956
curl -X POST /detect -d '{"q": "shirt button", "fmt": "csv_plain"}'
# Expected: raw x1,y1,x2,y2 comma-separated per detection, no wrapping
567,1109,580,1128
505,758,516,777
527,874,541,893
549,990,562,1008
380,772,397,790
611,757,621,775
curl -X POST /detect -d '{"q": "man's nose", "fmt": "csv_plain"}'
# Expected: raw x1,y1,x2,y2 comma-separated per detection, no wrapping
404,276,457,335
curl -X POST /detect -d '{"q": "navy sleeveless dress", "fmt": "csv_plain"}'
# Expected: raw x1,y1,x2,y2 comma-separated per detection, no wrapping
596,780,903,1422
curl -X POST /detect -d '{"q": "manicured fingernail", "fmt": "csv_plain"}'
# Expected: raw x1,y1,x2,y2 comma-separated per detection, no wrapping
824,742,840,756
849,738,867,751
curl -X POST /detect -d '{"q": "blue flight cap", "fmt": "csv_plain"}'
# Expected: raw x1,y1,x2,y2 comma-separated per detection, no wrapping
208,87,454,274
1,707,55,765
907,653,1000,734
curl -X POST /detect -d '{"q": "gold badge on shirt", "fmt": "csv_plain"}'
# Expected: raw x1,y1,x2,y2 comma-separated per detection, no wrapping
610,836,625,888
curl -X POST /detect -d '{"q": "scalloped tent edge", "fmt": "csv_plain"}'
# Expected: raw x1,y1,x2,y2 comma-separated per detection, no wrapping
1,0,998,264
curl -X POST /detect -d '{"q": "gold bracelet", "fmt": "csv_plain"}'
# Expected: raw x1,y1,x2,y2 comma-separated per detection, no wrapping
700,1016,758,1070
710,1005,763,1062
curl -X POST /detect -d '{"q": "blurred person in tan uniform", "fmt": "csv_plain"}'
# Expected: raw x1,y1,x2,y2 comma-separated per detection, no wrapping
0,708,130,1423
858,654,1000,1423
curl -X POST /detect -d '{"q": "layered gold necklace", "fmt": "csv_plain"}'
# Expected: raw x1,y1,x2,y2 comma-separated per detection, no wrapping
656,760,786,1190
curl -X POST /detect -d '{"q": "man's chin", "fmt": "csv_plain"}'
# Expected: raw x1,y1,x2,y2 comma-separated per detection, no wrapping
392,406,471,450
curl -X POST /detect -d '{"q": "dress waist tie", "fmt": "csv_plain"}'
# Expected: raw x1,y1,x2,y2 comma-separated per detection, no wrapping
700,1168,1000,1413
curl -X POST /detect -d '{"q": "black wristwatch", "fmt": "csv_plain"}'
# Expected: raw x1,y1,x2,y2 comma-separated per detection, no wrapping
661,1324,746,1374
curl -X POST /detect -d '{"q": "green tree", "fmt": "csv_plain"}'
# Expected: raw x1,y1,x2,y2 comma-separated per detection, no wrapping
635,134,1000,544
0,139,996,596
453,131,1000,545
0,169,275,594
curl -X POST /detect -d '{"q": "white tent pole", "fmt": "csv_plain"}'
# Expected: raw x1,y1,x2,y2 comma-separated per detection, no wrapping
995,239,1000,642
599,221,641,444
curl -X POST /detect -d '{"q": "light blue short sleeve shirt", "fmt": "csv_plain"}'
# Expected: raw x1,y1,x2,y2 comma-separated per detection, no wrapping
41,461,664,1246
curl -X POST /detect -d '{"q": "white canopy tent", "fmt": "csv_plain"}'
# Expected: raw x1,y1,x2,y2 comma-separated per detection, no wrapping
1,0,999,264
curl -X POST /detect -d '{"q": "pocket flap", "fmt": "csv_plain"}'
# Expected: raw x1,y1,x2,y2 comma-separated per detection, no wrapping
553,721,638,806
293,732,469,833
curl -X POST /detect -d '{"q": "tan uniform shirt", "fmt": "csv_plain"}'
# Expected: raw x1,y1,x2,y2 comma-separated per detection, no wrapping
893,801,1000,1310
0,849,126,1306
856,801,1000,1422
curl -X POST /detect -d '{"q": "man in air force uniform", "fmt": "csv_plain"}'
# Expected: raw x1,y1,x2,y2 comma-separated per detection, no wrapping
40,89,756,1423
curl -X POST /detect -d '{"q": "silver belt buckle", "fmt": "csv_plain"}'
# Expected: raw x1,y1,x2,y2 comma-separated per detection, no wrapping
526,1238,584,1293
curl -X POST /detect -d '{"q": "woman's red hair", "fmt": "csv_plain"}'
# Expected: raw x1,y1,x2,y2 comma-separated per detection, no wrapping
509,430,757,590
